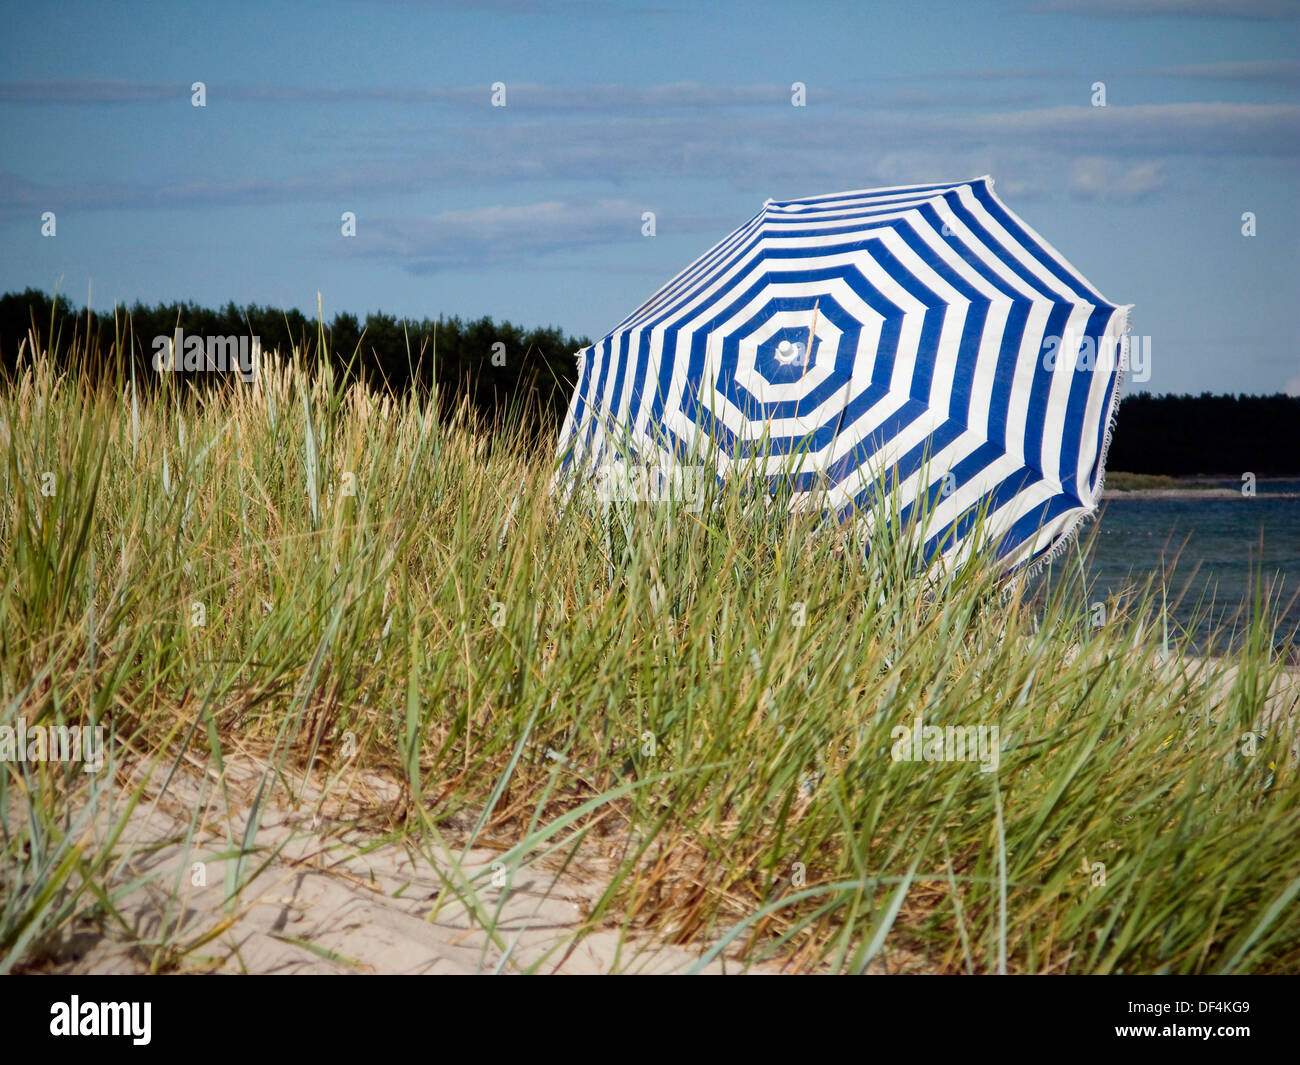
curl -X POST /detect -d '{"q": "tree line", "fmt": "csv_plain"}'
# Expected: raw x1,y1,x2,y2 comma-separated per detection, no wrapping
1105,391,1299,476
2,289,1297,473
0,288,589,435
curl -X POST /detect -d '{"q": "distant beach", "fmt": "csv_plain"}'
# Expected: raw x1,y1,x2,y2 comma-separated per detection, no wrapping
1102,475,1300,500
1103,488,1300,499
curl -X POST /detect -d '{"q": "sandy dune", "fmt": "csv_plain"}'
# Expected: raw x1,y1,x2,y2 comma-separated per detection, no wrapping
30,753,776,975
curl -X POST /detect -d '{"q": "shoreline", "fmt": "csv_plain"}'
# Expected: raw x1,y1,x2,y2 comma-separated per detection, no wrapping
1102,489,1300,500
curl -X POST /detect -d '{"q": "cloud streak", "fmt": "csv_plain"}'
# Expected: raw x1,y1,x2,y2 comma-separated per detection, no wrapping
1150,59,1300,81
361,198,722,273
2,101,1293,221
1030,0,1300,18
0,80,181,104
0,78,803,110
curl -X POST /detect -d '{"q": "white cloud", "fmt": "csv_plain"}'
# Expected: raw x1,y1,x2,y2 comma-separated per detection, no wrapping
954,103,1300,156
1069,157,1165,201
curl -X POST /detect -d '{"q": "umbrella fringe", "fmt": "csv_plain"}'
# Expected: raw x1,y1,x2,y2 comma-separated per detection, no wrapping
1019,504,1098,586
1091,303,1134,500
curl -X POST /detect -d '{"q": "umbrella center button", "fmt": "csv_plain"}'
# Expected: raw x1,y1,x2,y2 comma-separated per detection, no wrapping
775,340,803,365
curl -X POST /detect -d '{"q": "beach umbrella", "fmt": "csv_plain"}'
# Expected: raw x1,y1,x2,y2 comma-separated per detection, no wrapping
555,176,1132,574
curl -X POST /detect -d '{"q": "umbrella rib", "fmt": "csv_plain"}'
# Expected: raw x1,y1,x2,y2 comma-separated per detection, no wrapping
802,299,820,375
793,299,822,431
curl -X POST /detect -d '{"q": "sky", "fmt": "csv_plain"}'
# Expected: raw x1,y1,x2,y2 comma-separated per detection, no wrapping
1,0,1298,396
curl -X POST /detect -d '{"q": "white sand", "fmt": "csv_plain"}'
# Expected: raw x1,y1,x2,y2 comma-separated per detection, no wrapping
28,752,785,975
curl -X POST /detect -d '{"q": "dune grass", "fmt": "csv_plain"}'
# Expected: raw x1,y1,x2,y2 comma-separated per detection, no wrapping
1,324,1298,974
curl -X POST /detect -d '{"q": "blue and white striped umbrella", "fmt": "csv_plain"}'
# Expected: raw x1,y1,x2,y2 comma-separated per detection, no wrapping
555,176,1132,574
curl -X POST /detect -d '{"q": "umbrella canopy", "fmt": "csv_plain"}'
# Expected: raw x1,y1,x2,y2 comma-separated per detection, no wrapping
555,176,1131,575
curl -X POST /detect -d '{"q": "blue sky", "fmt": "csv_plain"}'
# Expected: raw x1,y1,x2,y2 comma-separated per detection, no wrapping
1,0,1298,395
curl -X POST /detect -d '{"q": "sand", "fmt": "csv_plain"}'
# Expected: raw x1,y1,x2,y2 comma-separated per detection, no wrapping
24,657,1294,975
24,751,786,975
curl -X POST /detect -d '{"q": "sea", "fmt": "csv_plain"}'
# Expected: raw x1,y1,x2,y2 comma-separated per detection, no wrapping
1034,479,1300,657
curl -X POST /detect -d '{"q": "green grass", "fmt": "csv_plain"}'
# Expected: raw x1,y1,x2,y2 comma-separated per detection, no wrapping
2,328,1298,973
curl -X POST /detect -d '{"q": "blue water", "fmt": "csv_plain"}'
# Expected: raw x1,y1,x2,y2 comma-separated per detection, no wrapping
1035,482,1300,656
